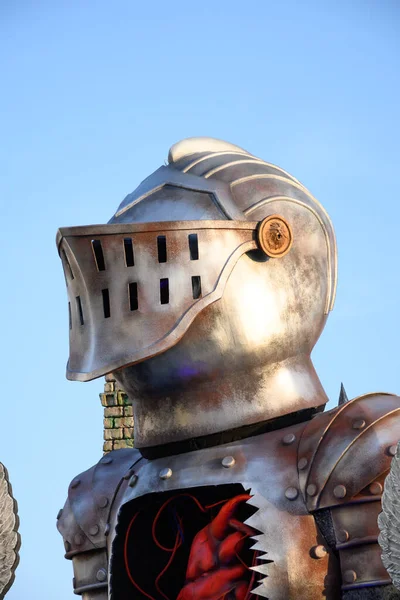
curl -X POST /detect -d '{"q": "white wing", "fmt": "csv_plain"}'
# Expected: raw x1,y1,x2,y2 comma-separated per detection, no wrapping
378,443,400,590
0,464,19,599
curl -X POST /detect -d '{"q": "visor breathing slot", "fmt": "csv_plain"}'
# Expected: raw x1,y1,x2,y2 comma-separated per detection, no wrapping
91,240,106,271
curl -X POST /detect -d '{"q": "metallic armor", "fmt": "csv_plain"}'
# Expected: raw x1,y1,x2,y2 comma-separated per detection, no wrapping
56,138,400,599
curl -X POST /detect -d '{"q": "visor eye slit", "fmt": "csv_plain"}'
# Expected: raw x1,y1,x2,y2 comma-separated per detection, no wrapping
128,282,138,311
91,239,106,271
102,289,111,318
191,276,202,299
124,238,135,267
160,278,169,304
157,236,167,263
76,296,84,326
188,234,199,260
68,302,72,330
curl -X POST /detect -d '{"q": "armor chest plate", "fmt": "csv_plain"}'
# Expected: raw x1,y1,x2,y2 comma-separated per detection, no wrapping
109,422,340,600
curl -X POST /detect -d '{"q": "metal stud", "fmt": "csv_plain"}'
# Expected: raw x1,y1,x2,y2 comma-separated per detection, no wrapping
282,433,296,445
388,445,398,457
100,456,113,465
343,570,357,584
337,529,349,543
89,525,99,536
70,478,81,489
352,419,366,430
298,458,308,470
128,474,138,487
159,467,172,480
123,467,135,480
333,484,347,499
97,496,109,508
307,484,317,497
311,545,327,559
222,456,236,468
369,481,383,495
96,568,107,582
57,509,63,520
285,487,299,500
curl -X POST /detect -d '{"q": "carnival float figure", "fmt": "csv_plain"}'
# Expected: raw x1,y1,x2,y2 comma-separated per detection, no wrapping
56,138,400,600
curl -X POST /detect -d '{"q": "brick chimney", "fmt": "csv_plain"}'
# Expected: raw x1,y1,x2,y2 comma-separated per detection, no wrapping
100,374,134,453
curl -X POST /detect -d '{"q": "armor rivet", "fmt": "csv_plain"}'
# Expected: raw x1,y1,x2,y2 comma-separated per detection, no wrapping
343,570,357,584
307,484,317,497
100,456,113,465
96,568,107,582
159,467,173,480
70,478,81,489
222,456,236,468
104,523,111,536
282,433,296,445
57,509,63,520
369,481,383,495
124,467,135,480
333,484,347,499
311,545,327,559
89,525,99,536
285,487,299,500
352,419,366,430
337,529,349,543
64,540,71,552
298,458,308,470
128,474,138,487
257,215,293,258
388,445,398,457
97,496,109,508
74,534,84,546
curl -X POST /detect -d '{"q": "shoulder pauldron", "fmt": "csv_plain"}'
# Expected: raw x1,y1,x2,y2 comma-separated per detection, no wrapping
298,393,400,593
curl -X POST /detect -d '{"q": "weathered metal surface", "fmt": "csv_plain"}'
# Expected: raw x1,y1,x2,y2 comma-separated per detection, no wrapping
58,220,260,381
71,549,108,598
379,442,400,590
56,137,337,449
0,464,19,600
56,138,399,599
57,448,141,559
331,499,392,591
298,393,400,510
57,397,400,598
108,421,340,600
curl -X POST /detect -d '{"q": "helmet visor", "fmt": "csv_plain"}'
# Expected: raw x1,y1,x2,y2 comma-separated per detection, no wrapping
57,220,261,381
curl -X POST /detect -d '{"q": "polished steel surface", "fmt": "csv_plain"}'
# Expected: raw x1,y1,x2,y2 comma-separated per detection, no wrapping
58,220,259,381
57,137,338,449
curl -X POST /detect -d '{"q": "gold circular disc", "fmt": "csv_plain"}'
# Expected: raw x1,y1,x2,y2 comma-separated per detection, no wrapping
257,214,293,258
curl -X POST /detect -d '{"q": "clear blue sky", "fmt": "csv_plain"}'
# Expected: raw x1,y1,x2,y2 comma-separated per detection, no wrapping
1,1,399,598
